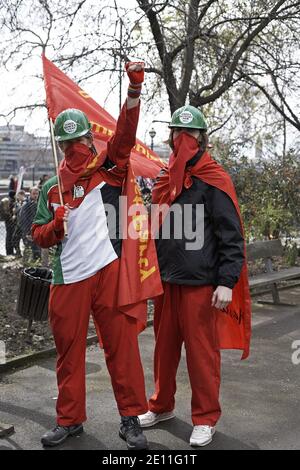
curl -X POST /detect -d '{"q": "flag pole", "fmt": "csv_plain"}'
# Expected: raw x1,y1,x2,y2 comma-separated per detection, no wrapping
49,118,68,236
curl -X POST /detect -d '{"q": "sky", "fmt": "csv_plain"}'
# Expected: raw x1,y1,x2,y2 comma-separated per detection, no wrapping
1,0,299,155
0,0,171,149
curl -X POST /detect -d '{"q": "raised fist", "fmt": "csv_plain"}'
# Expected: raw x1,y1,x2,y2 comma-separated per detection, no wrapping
125,61,145,85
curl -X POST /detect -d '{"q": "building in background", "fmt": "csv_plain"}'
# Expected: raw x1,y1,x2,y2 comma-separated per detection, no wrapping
0,125,54,181
0,124,171,188
152,142,170,162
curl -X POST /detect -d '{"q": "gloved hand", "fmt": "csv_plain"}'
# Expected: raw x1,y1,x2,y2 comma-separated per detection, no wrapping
125,61,145,85
53,205,68,232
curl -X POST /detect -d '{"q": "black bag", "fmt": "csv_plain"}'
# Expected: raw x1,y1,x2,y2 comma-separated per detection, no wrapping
16,268,52,321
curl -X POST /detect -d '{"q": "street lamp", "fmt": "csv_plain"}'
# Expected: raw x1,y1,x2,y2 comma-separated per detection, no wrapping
149,128,156,151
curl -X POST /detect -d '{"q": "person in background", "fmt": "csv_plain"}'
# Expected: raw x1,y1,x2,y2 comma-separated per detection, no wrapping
12,190,27,257
8,175,17,193
0,195,15,256
38,174,50,190
137,176,154,208
19,186,41,261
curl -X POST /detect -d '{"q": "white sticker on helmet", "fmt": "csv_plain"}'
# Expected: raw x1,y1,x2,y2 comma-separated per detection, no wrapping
63,120,77,134
179,111,193,124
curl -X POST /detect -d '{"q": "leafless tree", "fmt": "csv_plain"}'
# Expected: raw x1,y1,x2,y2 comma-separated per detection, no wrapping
135,0,300,131
1,0,300,139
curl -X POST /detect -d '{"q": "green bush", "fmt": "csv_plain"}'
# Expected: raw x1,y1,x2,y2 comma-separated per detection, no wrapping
212,143,300,242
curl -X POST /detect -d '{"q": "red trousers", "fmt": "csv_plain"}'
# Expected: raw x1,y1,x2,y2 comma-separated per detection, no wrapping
149,283,221,426
49,259,148,426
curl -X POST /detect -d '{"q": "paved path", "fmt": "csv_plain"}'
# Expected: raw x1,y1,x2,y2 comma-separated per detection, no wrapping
1,287,300,450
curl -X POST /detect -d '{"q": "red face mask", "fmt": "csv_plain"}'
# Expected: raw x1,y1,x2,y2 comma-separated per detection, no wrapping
169,132,200,201
64,141,93,162
59,142,98,192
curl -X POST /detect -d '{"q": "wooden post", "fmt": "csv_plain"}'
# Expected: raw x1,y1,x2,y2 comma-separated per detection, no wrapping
49,118,68,236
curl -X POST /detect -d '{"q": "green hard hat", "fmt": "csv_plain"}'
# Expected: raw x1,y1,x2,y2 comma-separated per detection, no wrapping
54,108,92,142
169,105,207,131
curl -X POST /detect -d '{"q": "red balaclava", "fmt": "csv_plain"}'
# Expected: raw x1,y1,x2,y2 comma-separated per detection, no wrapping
168,132,200,202
59,142,105,192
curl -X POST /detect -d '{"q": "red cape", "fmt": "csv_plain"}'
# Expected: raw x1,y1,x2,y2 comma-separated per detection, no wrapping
152,151,252,359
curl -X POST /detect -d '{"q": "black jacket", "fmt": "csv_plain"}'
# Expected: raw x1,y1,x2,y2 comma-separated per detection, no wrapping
155,173,244,289
19,199,38,238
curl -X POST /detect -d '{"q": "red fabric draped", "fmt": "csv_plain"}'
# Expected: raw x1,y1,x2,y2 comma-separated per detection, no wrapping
42,54,163,330
152,138,251,360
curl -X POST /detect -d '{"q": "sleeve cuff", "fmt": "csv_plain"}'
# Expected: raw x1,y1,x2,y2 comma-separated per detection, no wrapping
217,277,235,289
50,220,65,241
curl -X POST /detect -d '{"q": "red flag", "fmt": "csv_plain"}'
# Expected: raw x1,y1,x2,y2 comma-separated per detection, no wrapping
42,54,164,178
42,54,163,328
118,164,163,327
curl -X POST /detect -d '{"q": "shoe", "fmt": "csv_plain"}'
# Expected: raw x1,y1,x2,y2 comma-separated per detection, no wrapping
119,416,148,450
41,423,83,447
189,425,215,447
138,410,175,428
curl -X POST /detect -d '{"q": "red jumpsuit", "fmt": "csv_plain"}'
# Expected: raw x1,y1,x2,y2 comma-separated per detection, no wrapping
149,283,221,426
49,259,148,426
32,102,148,426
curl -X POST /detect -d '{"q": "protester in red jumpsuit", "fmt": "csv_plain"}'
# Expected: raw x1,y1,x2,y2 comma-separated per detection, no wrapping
139,105,251,447
32,63,150,450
